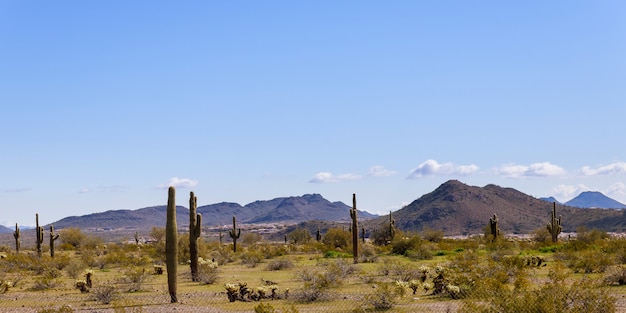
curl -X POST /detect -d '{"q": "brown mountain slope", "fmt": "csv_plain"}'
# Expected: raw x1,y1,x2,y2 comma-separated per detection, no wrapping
368,180,625,236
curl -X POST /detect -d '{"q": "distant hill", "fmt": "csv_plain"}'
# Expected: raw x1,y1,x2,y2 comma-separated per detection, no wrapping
539,197,561,204
564,191,626,209
0,225,11,234
52,194,378,230
365,180,626,236
197,194,377,225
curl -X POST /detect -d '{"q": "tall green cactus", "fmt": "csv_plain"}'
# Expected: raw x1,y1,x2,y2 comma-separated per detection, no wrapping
389,211,396,242
229,216,241,252
165,186,178,303
489,214,500,241
13,223,20,254
49,225,60,258
36,214,44,258
219,227,224,245
361,225,365,243
547,202,562,243
189,191,202,282
316,227,321,242
350,193,358,264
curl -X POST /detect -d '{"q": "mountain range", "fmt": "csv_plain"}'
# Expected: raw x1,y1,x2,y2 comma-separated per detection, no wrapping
363,180,626,235
48,193,377,231
3,181,626,236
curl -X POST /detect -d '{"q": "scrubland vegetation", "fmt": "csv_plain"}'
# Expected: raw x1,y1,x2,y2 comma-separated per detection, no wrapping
2,224,626,312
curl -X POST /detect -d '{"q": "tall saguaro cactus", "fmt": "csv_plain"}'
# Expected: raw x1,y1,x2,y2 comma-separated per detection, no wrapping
189,191,202,282
165,186,178,303
316,227,321,242
547,202,562,243
229,216,241,252
350,193,359,264
49,225,60,258
13,223,20,253
36,214,44,258
389,211,396,242
489,214,500,241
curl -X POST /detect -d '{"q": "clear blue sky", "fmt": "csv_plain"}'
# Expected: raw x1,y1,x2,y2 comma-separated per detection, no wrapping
2,1,626,226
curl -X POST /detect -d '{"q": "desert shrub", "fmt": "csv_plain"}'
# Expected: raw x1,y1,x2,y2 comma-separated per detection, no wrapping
31,268,62,291
266,259,293,271
322,228,351,249
65,259,87,279
421,228,445,242
91,282,117,304
242,232,264,246
405,242,434,260
390,234,422,255
197,258,219,284
323,258,355,283
36,305,75,313
120,267,150,292
604,265,626,286
555,249,614,273
460,264,615,313
241,250,264,268
211,247,235,265
254,302,276,313
257,243,288,259
576,227,609,245
287,228,312,244
61,227,87,249
362,282,402,310
358,242,378,263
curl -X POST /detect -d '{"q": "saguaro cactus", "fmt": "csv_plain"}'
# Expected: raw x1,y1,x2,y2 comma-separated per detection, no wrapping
389,211,396,242
165,186,178,303
350,193,359,264
36,214,44,258
219,227,224,245
13,223,20,253
361,226,365,243
547,202,562,243
49,225,60,258
489,214,500,241
229,216,241,252
189,191,202,282
316,227,321,242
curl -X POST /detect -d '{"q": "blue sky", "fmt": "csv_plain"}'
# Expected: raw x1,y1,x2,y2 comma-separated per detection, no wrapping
2,1,626,226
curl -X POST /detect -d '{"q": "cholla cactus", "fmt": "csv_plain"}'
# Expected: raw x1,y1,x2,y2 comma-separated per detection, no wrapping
84,269,94,288
0,281,13,294
75,280,89,293
418,265,431,282
409,280,421,294
224,283,239,302
256,286,267,298
422,282,433,292
394,280,409,297
268,285,279,299
446,284,462,299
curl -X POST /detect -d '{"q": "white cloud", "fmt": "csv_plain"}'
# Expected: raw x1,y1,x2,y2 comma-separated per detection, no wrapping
407,159,478,178
309,172,362,183
580,162,626,176
78,188,91,194
497,162,566,178
158,177,199,189
551,184,589,201
368,166,397,177
607,182,626,199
